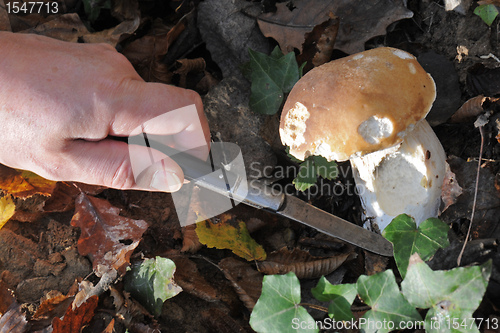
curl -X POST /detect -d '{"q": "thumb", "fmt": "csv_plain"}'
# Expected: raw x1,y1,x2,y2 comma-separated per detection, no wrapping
64,139,184,191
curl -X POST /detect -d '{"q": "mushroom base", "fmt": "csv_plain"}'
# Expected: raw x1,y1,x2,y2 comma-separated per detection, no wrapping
350,120,446,232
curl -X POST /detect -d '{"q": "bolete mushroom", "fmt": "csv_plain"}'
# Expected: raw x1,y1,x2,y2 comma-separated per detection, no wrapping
280,47,446,232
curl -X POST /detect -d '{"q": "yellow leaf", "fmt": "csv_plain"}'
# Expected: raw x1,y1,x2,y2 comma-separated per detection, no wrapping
195,214,267,261
0,165,57,199
0,196,16,230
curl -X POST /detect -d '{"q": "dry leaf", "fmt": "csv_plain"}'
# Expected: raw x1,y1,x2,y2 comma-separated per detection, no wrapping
257,248,355,279
180,224,202,253
258,0,413,55
169,255,220,302
19,13,89,42
218,257,263,311
441,162,463,213
51,295,98,333
30,294,74,331
195,214,267,261
0,302,29,333
0,196,15,230
70,193,149,277
81,16,140,46
0,165,57,199
0,0,11,31
0,281,15,316
110,287,152,327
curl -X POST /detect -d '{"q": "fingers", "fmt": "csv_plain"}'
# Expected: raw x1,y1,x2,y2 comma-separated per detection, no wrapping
109,80,210,159
63,139,184,192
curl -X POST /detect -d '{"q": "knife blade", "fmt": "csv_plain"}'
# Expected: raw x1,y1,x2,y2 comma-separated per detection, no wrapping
132,136,393,256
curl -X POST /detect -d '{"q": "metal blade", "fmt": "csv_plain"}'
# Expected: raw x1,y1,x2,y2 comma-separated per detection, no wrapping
277,195,394,256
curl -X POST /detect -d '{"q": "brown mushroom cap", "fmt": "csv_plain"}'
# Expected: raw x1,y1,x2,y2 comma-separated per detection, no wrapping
279,47,436,162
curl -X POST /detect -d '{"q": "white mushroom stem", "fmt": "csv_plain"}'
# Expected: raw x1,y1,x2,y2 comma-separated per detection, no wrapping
349,120,446,232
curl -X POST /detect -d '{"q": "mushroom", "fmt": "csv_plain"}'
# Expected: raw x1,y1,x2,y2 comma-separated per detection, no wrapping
279,47,446,232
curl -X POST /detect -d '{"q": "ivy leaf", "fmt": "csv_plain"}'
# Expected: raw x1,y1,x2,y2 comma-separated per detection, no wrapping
248,46,301,115
124,257,182,317
196,214,267,261
383,214,449,278
474,4,499,26
0,196,15,230
313,156,338,180
311,277,356,321
250,272,318,333
401,254,492,333
292,159,316,191
357,270,422,333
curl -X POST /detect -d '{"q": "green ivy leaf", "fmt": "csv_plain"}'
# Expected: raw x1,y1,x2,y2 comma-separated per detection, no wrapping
474,4,499,26
313,156,338,180
401,255,492,333
357,270,422,333
311,277,356,321
250,272,318,333
124,257,182,317
248,47,301,115
383,214,449,278
292,159,316,191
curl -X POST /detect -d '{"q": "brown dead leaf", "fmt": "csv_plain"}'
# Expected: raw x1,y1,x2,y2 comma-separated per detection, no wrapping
30,294,73,331
52,295,98,333
122,16,188,83
258,0,413,55
0,0,11,31
0,302,29,333
70,193,149,277
109,287,152,328
174,58,206,88
20,13,89,42
0,165,57,199
441,162,463,213
218,257,263,311
0,281,15,316
181,224,202,253
257,248,355,279
169,255,220,302
81,16,140,46
364,250,389,275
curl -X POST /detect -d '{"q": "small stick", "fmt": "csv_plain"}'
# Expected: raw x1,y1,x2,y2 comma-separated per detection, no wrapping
457,126,485,266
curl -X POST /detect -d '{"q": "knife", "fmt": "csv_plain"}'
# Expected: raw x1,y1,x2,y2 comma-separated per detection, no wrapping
132,135,394,257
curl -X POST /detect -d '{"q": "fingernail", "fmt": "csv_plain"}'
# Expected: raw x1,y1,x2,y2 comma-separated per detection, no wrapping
150,170,181,192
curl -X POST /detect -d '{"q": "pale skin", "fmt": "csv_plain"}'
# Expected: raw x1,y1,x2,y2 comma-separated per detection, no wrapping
0,31,211,192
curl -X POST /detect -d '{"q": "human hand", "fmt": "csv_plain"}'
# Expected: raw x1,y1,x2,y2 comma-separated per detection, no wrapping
0,32,210,192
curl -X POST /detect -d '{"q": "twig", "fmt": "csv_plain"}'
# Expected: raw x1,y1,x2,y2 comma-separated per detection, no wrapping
300,303,329,313
457,126,485,266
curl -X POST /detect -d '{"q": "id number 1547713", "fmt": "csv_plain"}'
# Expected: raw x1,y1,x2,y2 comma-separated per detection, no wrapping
6,1,59,14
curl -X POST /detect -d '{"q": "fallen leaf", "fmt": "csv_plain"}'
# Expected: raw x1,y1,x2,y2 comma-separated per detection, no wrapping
258,0,413,55
219,257,263,311
195,214,267,261
52,295,98,333
20,13,89,42
0,302,29,333
169,255,220,302
110,286,152,328
441,162,463,213
174,58,206,88
0,165,57,199
70,193,149,277
257,248,354,279
180,224,202,253
81,16,140,46
0,196,15,230
30,294,74,331
0,281,15,316
0,0,11,31
124,257,182,317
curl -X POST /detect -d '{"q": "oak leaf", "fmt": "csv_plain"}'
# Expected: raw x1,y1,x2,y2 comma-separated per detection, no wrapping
257,0,413,55
195,214,267,261
51,296,98,333
257,248,354,279
71,193,149,277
